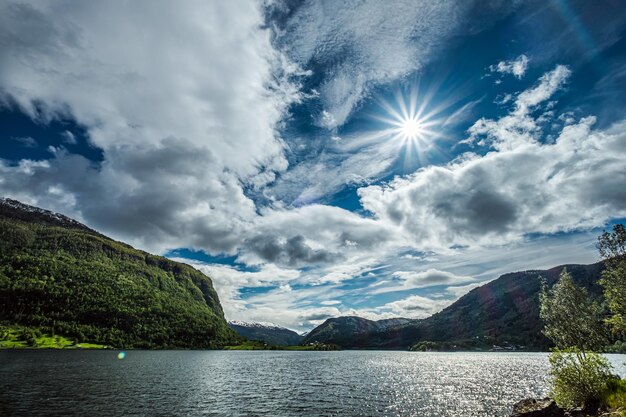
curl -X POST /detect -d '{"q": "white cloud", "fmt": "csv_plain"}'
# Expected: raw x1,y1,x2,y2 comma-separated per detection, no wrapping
369,268,473,294
380,294,451,318
0,0,302,253
273,0,518,128
490,54,529,79
469,65,571,150
359,66,626,251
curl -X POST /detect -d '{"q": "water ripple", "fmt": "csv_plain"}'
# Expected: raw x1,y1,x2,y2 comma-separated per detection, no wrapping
1,350,624,417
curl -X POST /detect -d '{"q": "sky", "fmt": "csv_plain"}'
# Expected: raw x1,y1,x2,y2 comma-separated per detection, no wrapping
1,0,626,332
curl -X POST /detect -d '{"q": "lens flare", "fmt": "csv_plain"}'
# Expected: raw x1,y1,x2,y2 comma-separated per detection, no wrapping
368,83,447,169
117,351,126,359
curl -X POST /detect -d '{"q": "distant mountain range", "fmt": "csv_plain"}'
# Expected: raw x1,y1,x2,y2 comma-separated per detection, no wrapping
0,198,240,349
302,317,412,348
228,321,303,346
302,263,607,350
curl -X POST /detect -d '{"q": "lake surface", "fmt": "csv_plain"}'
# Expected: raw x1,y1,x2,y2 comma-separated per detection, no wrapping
1,351,625,417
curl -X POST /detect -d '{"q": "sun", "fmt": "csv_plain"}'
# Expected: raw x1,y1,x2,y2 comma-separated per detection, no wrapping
400,117,424,140
356,81,455,170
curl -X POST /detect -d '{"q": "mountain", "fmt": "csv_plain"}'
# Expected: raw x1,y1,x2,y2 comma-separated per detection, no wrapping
228,321,303,346
303,263,606,350
0,198,240,349
302,316,412,348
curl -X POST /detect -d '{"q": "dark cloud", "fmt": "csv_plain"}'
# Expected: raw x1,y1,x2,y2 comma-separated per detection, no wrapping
302,312,333,321
434,189,518,234
245,234,338,267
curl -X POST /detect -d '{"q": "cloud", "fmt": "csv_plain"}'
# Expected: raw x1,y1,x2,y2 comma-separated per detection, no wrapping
445,282,481,299
361,268,475,295
236,204,402,269
489,54,529,79
359,66,626,251
178,260,301,321
0,0,301,253
244,234,338,267
11,136,37,147
514,65,570,115
272,0,518,128
385,268,473,292
468,65,571,150
61,131,76,144
381,294,451,317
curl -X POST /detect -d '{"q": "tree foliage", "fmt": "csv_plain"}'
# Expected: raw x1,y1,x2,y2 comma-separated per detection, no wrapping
597,224,626,334
539,269,608,351
540,269,614,410
597,224,626,263
548,348,613,409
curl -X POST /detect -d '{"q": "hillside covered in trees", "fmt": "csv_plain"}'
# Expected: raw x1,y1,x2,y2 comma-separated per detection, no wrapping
304,263,612,350
0,198,240,348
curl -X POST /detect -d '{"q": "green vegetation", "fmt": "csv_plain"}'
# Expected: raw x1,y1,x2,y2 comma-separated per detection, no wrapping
603,379,626,412
598,224,626,335
225,340,340,351
539,270,608,351
0,200,241,349
547,348,613,409
307,263,610,350
228,322,303,346
605,340,626,354
409,337,519,352
0,325,106,349
540,265,625,414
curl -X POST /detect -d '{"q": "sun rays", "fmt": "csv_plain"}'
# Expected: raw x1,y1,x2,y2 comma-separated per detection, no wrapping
370,84,448,170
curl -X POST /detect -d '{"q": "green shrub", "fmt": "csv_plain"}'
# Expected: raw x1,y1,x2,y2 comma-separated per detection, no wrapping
603,378,626,411
548,348,613,409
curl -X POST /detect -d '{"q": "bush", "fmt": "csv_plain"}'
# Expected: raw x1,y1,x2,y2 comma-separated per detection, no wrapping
603,378,626,411
549,348,613,409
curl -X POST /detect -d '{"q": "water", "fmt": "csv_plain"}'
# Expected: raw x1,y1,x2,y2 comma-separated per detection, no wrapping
1,351,625,417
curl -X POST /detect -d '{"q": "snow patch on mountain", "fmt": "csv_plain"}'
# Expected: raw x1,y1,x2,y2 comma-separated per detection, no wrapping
228,320,287,330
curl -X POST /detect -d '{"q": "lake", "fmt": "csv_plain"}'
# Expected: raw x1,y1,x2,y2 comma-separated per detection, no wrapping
1,351,625,416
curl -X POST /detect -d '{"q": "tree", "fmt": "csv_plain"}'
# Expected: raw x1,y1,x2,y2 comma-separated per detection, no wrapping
597,224,626,334
540,269,608,351
597,224,626,262
540,269,613,410
548,348,613,409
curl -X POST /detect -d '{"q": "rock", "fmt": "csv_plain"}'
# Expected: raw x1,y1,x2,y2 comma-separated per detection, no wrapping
564,407,583,417
511,398,565,417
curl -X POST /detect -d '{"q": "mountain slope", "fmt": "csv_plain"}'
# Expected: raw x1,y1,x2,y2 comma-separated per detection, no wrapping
302,316,412,348
228,321,303,346
304,263,606,350
0,198,240,349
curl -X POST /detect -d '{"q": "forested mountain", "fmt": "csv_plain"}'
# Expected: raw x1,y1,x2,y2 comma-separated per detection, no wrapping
302,317,412,348
0,198,240,348
303,263,607,350
228,321,303,346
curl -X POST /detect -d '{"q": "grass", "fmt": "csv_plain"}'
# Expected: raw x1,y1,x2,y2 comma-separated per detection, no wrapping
0,325,107,349
604,378,626,414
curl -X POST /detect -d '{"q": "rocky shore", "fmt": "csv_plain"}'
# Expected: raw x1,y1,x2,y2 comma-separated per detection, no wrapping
510,398,624,417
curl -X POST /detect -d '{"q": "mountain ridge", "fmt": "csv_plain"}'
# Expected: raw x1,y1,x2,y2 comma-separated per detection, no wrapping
302,316,412,348
303,262,607,350
0,198,240,348
228,321,303,346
